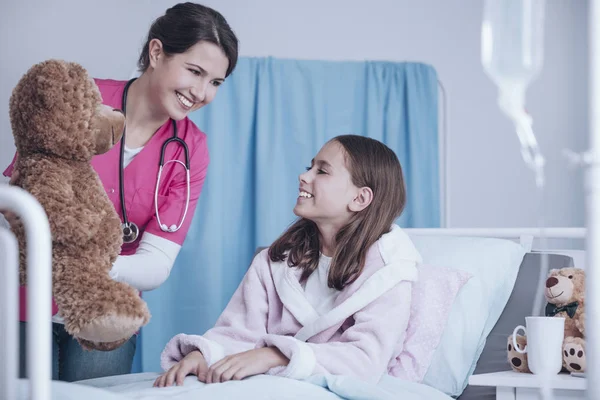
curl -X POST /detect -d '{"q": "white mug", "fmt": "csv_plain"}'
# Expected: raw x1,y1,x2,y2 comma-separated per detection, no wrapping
512,316,565,375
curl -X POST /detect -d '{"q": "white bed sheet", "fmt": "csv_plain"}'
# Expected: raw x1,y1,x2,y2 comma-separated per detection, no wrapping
73,372,453,400
17,378,132,400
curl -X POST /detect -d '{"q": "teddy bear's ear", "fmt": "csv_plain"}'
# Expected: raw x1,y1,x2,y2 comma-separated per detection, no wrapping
9,59,100,160
13,60,71,114
548,268,559,275
37,61,84,107
35,74,61,110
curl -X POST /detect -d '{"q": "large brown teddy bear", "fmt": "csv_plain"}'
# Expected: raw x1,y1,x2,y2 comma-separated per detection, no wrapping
507,267,585,373
3,59,150,351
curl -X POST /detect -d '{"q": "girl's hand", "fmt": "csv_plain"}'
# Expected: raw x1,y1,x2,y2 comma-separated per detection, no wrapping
153,350,208,387
206,347,289,384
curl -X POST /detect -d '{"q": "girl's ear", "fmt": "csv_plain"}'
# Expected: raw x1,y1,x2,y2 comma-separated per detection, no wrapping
148,39,164,69
349,186,373,212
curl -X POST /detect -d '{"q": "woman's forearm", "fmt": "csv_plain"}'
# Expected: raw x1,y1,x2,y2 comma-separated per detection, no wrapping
109,232,181,291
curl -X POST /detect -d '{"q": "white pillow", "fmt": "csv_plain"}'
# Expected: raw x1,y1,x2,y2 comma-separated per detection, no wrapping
406,234,528,397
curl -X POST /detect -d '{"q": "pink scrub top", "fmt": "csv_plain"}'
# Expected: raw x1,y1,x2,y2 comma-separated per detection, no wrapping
3,78,211,321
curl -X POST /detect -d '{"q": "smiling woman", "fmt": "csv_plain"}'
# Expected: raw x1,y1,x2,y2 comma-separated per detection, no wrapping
3,1,239,384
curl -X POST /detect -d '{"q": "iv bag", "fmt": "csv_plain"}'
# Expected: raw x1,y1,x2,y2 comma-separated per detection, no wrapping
481,0,546,186
482,0,545,92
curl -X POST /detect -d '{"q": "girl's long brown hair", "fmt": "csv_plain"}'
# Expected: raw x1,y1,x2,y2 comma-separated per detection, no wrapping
268,135,406,290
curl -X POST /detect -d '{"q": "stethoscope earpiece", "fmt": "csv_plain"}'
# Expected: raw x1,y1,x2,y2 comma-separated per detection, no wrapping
160,223,178,233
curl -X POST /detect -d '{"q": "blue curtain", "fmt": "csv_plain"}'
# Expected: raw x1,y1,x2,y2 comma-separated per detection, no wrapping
132,57,440,373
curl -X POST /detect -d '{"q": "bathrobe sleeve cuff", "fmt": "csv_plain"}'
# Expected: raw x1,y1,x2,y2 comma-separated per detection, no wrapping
160,333,225,370
257,334,316,380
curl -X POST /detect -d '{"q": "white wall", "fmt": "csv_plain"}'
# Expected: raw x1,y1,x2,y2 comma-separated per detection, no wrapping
0,0,589,230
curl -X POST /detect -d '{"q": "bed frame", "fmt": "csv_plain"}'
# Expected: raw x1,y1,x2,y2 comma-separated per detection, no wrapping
1,186,52,400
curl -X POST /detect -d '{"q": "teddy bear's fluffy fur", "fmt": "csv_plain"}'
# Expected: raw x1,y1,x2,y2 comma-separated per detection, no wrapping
507,267,585,373
3,59,150,351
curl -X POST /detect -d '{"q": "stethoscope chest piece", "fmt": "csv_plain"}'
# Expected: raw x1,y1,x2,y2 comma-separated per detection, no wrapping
122,222,139,244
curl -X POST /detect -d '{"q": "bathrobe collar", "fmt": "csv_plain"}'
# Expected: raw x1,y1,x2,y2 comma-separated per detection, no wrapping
270,224,421,341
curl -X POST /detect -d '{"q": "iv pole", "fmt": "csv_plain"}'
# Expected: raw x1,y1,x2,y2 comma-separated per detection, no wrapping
586,0,600,398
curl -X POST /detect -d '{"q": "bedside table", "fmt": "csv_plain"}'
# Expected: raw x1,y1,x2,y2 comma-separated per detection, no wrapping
468,371,586,400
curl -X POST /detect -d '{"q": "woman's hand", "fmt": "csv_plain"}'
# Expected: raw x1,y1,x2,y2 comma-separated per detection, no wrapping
206,347,289,384
8,169,19,185
8,154,19,185
153,350,208,387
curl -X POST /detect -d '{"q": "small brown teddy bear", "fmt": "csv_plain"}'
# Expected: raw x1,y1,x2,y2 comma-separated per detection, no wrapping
3,59,150,351
507,267,585,373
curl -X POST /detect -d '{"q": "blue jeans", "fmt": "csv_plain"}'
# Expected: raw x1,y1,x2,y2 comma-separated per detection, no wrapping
19,321,137,382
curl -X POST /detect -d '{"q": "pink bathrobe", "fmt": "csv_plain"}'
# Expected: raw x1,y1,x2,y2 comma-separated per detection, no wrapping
161,225,422,384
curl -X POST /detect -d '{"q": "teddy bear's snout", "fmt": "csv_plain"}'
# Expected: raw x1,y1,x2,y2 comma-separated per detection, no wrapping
546,277,559,288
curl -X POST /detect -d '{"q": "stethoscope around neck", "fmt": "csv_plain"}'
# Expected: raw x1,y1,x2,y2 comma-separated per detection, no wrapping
119,78,191,243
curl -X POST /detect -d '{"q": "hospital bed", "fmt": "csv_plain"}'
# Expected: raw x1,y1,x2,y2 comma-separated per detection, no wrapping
1,184,587,400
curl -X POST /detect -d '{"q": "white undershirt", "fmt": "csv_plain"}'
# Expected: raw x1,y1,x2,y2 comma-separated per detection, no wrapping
302,255,339,315
123,145,143,168
51,145,181,324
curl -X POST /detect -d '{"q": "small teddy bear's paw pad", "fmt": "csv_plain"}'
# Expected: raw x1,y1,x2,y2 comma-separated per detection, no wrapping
564,342,586,372
511,357,523,367
507,341,529,373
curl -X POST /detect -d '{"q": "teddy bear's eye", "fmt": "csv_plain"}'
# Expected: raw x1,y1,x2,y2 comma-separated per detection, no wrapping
568,275,573,279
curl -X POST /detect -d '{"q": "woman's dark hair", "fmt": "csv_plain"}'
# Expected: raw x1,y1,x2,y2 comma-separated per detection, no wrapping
138,2,239,77
268,135,407,291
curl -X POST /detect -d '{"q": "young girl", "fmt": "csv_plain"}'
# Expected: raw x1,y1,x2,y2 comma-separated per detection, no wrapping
154,134,422,387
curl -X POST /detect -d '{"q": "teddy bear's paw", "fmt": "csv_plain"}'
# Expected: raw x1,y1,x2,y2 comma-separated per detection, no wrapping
77,337,129,352
507,335,530,373
508,348,529,373
76,313,149,344
564,338,586,372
